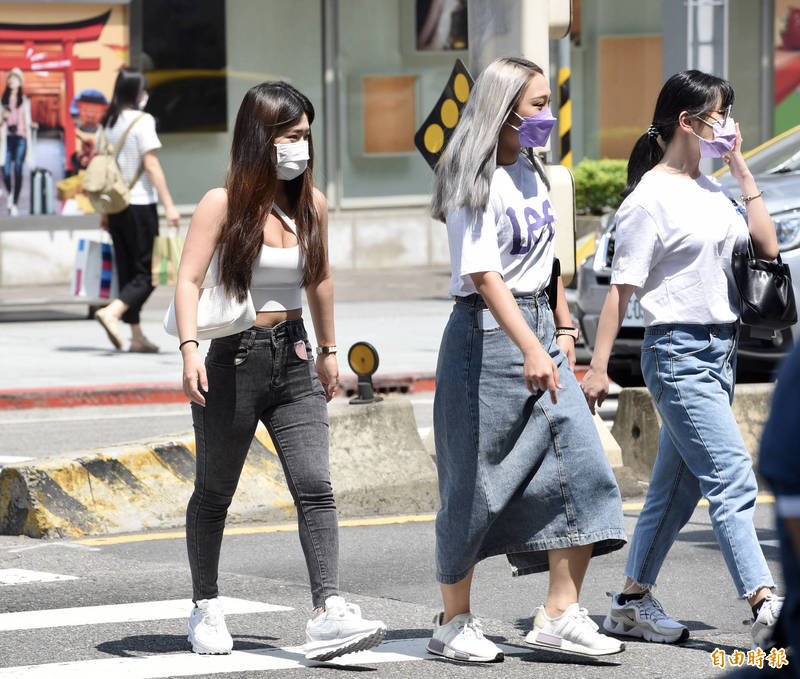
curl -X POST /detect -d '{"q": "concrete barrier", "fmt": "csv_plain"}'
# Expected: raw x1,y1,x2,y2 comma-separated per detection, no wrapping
611,384,774,481
0,399,438,539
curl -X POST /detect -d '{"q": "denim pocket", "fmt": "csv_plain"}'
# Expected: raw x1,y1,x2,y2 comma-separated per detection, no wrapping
206,339,249,368
669,328,713,360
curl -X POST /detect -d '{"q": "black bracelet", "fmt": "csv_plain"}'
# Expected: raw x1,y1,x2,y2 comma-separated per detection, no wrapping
179,339,199,350
556,326,576,330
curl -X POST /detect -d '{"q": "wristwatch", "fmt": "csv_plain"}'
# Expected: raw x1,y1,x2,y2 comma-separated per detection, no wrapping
555,327,579,341
316,345,337,355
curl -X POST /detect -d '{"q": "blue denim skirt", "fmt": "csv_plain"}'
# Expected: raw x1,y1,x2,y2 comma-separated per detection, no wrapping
433,292,626,584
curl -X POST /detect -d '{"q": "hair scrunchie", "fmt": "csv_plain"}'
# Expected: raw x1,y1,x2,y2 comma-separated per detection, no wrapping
646,124,659,139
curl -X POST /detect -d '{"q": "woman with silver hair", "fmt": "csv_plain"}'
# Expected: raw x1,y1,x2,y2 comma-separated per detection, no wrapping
428,56,627,663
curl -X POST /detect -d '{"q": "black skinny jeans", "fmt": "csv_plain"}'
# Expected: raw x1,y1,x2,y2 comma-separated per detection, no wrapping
186,320,339,609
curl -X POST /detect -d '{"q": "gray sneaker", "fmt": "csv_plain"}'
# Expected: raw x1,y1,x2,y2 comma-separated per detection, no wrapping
426,612,504,663
603,591,688,644
751,594,783,650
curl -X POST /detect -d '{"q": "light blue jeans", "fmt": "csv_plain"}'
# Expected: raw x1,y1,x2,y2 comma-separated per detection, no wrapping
627,323,774,599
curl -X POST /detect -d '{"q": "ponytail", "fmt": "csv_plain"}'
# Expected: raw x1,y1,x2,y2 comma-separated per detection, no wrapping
622,131,664,197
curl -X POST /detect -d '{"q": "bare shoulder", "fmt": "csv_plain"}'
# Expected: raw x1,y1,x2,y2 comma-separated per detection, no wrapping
190,188,227,236
198,187,228,215
312,187,328,213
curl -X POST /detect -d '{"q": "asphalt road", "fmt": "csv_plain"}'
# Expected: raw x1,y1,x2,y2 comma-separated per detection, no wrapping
0,502,783,678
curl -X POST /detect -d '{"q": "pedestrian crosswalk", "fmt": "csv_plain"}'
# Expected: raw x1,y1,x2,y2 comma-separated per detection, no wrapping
0,595,528,677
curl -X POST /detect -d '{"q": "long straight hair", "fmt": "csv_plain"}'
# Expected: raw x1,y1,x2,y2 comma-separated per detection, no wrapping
1,73,22,109
431,56,546,222
218,81,323,302
101,68,147,128
623,70,735,197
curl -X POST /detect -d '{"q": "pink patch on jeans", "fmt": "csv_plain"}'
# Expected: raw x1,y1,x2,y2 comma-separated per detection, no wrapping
294,340,308,360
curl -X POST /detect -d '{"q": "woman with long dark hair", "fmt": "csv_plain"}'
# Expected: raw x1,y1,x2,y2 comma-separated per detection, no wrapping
94,68,180,352
173,81,386,660
1,67,37,216
581,70,783,648
428,56,626,663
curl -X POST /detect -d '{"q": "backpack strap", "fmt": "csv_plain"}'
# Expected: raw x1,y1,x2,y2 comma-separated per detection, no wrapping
103,111,148,190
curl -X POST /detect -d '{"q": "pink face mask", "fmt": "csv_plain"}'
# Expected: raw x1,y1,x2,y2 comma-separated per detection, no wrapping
692,116,736,158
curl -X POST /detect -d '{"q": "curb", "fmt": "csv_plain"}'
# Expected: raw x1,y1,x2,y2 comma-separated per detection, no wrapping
0,399,439,538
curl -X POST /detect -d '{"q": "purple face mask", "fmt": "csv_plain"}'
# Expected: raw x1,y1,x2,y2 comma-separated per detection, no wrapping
693,116,736,158
508,108,557,148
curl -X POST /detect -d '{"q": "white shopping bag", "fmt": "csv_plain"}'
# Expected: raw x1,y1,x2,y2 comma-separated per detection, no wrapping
71,238,119,300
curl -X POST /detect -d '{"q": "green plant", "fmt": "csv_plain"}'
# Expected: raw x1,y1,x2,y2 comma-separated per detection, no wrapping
573,158,628,215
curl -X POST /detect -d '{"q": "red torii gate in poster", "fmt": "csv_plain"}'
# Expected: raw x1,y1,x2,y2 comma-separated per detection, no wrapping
0,10,111,172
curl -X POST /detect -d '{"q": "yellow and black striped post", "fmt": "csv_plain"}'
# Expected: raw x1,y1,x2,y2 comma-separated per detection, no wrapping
558,65,572,169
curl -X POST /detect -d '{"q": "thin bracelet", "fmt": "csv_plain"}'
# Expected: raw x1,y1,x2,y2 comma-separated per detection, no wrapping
740,190,763,204
556,326,576,330
179,339,199,350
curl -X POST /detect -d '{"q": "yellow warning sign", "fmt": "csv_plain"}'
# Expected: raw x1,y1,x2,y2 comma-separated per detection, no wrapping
414,59,474,170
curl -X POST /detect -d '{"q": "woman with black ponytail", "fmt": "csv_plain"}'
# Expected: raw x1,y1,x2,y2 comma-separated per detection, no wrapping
581,70,782,648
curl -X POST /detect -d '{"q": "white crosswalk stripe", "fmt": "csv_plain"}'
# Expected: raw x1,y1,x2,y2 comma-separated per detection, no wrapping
0,597,290,632
0,569,78,586
0,638,530,678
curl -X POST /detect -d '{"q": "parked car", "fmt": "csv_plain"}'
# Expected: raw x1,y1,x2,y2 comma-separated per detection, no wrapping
576,125,800,386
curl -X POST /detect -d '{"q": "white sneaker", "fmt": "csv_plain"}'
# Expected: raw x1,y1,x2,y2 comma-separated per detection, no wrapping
751,593,783,650
526,603,625,656
8,202,17,216
188,598,233,654
304,595,386,662
603,591,688,644
426,612,504,663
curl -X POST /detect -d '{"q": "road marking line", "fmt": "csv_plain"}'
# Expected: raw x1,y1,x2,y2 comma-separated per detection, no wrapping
0,455,31,464
417,426,431,439
7,543,100,553
0,597,291,632
69,495,776,548
73,513,439,547
0,410,189,425
622,494,774,512
0,569,78,586
760,539,780,548
0,638,533,678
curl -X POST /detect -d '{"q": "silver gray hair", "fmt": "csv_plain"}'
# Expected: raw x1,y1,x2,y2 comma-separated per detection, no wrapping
431,56,545,223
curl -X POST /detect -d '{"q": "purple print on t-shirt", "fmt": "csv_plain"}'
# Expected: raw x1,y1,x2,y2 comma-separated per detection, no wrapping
507,200,554,255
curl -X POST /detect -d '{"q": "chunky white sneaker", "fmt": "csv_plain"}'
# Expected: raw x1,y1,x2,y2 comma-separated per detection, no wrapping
526,603,625,656
426,612,504,663
188,598,233,654
603,591,688,644
304,595,386,662
8,202,18,216
751,594,783,650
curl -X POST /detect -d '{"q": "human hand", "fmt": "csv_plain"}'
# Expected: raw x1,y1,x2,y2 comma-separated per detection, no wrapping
556,334,577,372
316,353,339,402
723,122,749,182
182,346,208,406
165,205,181,228
580,365,609,415
523,344,562,404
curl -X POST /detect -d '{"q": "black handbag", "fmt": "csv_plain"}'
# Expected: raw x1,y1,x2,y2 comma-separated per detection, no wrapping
731,239,797,330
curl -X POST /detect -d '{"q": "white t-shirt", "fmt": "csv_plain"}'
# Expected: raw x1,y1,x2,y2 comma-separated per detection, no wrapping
100,109,162,205
611,169,750,326
446,154,557,297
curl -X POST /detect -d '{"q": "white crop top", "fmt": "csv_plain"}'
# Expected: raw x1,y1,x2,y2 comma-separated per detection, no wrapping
250,205,304,312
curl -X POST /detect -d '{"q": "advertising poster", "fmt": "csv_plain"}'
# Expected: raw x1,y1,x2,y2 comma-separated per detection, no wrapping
775,0,800,134
0,3,128,217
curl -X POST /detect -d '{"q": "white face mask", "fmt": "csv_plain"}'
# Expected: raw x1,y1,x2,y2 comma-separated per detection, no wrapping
138,94,149,110
275,140,309,181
